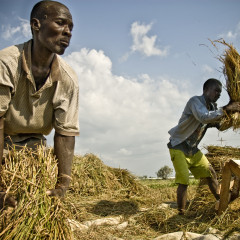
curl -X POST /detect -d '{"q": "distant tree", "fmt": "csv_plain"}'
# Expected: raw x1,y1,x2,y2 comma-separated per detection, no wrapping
156,165,173,179
138,175,148,179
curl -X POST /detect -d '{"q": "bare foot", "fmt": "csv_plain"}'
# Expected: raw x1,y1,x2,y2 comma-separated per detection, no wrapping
46,188,65,198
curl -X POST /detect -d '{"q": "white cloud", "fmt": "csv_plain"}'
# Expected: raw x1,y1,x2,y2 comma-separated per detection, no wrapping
1,17,31,41
131,21,169,57
202,64,214,74
219,22,240,41
64,48,189,176
121,21,169,61
118,148,132,156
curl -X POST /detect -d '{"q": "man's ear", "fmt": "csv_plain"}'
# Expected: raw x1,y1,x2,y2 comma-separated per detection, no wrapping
30,18,41,32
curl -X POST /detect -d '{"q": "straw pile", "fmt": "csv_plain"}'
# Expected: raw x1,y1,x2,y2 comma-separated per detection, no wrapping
71,153,146,196
187,145,240,236
205,145,240,179
214,40,240,130
0,146,73,240
0,149,147,239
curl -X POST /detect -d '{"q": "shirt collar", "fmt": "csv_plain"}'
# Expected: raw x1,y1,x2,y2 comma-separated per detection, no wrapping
22,39,63,84
201,94,217,110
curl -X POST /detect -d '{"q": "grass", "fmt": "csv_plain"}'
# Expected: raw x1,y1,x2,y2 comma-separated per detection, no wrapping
140,178,199,189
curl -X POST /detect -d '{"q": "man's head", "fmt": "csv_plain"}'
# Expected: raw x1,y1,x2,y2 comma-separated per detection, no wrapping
30,1,73,55
203,78,222,103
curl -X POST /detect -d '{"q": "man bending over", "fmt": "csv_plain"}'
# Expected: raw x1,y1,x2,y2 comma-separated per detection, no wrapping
0,0,79,208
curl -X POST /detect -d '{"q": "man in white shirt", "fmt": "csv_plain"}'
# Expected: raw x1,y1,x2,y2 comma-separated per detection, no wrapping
168,78,240,215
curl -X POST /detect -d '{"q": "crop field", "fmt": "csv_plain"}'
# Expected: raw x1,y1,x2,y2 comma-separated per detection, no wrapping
0,146,240,239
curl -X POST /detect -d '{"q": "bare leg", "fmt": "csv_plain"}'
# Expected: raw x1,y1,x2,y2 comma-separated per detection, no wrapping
206,166,220,200
230,176,240,201
177,184,188,215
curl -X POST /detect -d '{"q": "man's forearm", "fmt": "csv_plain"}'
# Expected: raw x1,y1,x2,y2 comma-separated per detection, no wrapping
190,98,224,124
54,132,75,190
0,117,4,166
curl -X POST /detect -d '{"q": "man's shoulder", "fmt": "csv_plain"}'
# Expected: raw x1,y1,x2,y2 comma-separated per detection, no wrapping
188,95,204,104
0,43,24,63
189,95,202,100
56,55,78,86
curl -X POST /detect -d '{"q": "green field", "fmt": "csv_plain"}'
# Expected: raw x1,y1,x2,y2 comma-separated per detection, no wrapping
140,178,199,189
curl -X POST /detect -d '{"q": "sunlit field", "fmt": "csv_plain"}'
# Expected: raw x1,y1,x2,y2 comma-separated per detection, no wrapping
1,146,240,239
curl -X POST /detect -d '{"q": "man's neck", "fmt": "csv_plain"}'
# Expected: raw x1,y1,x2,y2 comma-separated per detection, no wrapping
203,94,212,110
31,40,55,90
31,41,55,69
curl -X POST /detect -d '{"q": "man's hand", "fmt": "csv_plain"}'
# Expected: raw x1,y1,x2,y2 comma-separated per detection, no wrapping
223,102,240,112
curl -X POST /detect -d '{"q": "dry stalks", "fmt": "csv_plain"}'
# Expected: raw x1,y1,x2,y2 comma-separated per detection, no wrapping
0,146,240,239
0,146,73,240
71,153,146,197
212,39,240,130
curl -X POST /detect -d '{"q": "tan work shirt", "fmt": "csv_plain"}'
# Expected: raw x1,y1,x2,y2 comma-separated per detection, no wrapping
0,40,79,144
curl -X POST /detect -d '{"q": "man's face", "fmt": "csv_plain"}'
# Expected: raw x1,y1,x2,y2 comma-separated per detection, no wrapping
204,84,222,103
37,4,73,55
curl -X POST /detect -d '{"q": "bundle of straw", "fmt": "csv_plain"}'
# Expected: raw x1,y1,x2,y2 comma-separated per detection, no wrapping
71,153,146,196
215,40,240,130
205,145,240,179
0,146,73,240
188,145,240,232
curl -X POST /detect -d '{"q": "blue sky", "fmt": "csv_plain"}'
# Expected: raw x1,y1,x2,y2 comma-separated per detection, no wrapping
1,0,240,177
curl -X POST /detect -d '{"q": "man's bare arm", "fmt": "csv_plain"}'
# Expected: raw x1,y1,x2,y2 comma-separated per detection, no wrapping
0,117,4,166
223,102,240,112
217,102,240,131
0,117,17,208
47,132,75,197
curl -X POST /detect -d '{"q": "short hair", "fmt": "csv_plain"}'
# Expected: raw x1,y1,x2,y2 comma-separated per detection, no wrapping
30,0,69,22
203,78,222,91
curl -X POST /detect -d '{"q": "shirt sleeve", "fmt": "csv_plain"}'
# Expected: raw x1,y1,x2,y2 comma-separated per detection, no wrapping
0,61,14,117
53,79,80,136
189,97,224,124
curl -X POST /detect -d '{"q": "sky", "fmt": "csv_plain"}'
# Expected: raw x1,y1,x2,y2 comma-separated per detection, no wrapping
1,0,240,177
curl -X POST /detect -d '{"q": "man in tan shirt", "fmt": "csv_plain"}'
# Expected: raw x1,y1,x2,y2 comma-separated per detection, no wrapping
0,0,79,208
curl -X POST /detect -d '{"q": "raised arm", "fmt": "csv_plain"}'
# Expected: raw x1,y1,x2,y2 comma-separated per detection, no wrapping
189,97,223,124
218,102,240,131
223,102,240,112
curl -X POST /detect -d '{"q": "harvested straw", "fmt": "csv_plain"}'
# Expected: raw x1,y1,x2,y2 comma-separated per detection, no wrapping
0,146,73,240
71,153,146,196
214,40,240,130
205,145,240,179
0,149,148,239
186,145,240,236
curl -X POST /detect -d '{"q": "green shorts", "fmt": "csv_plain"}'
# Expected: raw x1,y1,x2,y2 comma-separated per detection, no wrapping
169,148,211,185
